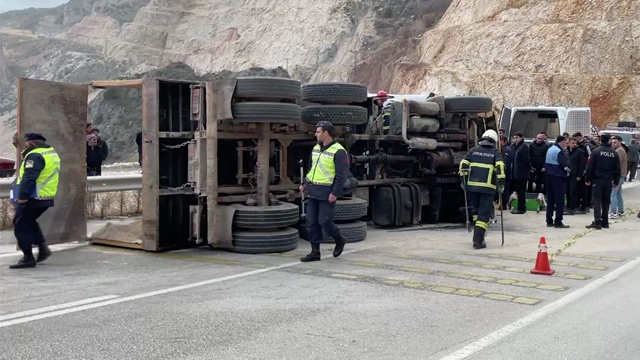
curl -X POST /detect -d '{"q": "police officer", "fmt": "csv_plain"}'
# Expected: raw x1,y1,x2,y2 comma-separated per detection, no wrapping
544,135,570,228
460,130,506,249
584,133,620,230
10,133,60,269
299,121,350,262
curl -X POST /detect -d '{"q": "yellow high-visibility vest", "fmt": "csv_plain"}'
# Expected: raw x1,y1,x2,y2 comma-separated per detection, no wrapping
306,142,345,185
16,147,61,199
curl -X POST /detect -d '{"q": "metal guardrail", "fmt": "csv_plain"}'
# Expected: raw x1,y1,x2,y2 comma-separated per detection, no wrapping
0,174,143,199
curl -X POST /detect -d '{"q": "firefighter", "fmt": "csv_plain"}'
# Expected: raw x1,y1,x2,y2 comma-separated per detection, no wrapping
374,90,392,134
459,129,506,249
10,133,60,269
299,121,350,262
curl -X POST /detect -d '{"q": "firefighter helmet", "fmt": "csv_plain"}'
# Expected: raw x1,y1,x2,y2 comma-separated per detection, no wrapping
481,129,499,143
376,90,388,98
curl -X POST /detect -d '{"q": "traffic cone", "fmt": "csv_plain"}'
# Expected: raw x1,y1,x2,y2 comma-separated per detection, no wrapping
530,237,555,275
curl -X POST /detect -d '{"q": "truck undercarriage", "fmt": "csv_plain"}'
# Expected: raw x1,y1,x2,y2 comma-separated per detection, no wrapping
14,76,496,253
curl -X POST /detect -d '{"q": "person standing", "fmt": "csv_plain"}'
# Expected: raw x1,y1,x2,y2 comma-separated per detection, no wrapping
500,135,514,210
544,136,570,228
299,121,350,262
564,137,585,215
10,133,60,269
459,130,506,249
86,135,105,176
626,137,639,182
91,128,109,163
511,132,531,214
136,131,143,167
528,134,549,194
575,132,593,213
584,134,620,230
609,136,627,219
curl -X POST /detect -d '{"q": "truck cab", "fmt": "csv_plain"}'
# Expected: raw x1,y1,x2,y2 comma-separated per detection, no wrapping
599,122,639,145
499,106,591,143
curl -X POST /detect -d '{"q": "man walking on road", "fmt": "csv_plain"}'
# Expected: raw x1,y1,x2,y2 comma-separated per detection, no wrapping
544,135,570,228
585,134,620,230
459,130,506,249
609,136,627,219
10,133,60,269
299,121,350,262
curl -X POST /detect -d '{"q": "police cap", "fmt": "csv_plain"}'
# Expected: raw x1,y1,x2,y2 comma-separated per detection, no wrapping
25,133,46,142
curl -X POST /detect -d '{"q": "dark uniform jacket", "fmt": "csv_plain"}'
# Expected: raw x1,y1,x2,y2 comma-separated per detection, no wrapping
18,144,55,207
460,140,506,195
567,146,585,177
585,143,621,185
512,141,532,180
503,144,514,180
529,141,549,170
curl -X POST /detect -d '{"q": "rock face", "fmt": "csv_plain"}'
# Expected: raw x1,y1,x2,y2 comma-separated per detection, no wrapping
391,0,640,127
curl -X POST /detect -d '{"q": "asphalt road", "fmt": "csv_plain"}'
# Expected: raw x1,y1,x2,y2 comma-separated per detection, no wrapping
1,182,639,360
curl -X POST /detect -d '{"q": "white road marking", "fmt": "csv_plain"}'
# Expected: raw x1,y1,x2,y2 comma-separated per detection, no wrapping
438,254,640,360
0,246,376,328
0,243,88,259
622,181,640,190
0,295,119,322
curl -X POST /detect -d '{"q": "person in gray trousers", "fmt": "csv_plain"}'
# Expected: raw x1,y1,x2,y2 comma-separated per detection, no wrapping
627,137,639,181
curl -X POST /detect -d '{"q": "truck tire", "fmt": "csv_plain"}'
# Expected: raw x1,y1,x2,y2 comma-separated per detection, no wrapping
444,97,493,114
298,220,367,244
409,101,440,116
234,77,301,100
232,102,301,123
302,105,368,125
233,227,299,254
301,82,368,104
334,198,368,221
230,202,300,229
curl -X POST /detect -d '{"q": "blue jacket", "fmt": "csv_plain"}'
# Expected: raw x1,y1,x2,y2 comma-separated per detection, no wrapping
544,144,569,178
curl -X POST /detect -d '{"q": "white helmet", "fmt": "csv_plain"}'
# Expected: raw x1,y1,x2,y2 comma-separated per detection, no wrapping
482,129,499,143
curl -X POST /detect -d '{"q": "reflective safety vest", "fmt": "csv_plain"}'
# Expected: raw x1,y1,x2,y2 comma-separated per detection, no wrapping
17,147,61,200
459,143,505,195
306,142,345,186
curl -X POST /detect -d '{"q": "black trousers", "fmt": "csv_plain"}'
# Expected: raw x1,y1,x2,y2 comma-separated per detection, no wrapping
566,176,580,210
469,192,494,246
307,198,342,246
514,179,527,211
546,175,565,225
592,180,613,226
87,167,101,176
528,169,545,193
14,201,50,253
628,161,638,180
577,178,587,210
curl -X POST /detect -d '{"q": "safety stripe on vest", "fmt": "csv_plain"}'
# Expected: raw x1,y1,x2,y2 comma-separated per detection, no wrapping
36,167,60,195
307,158,335,184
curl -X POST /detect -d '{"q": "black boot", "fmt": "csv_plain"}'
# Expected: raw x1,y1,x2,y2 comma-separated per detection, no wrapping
300,244,321,262
9,255,36,269
37,244,51,263
586,221,602,230
333,236,346,258
472,227,487,249
554,222,570,228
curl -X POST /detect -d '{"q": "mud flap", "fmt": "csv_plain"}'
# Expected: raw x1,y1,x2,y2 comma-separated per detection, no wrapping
211,205,235,250
16,78,88,246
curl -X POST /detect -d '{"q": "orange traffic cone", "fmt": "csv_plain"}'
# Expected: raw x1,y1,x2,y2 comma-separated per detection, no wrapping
530,237,555,275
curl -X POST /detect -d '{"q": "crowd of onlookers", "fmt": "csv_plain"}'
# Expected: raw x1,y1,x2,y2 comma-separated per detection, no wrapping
499,129,639,224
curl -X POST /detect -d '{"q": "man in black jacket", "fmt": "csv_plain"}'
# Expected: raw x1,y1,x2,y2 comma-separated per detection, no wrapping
584,134,620,230
86,135,106,176
511,132,532,214
565,137,585,215
575,132,593,212
528,133,549,194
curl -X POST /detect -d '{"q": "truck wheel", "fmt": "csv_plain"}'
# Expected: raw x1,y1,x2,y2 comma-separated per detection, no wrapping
234,77,301,100
334,198,368,221
444,97,493,114
230,202,300,229
298,220,367,244
232,102,301,123
302,105,368,125
301,82,368,104
232,227,299,254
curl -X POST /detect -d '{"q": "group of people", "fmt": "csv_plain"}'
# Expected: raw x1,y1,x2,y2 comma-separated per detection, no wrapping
500,129,639,231
86,124,109,176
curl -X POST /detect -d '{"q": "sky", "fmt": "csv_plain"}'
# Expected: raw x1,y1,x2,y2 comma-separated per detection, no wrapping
0,0,68,14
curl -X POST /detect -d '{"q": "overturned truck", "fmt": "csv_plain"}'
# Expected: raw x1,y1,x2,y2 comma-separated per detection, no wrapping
14,76,494,253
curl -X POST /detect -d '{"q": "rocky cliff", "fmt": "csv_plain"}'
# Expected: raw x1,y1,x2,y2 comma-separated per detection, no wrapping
391,0,640,127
